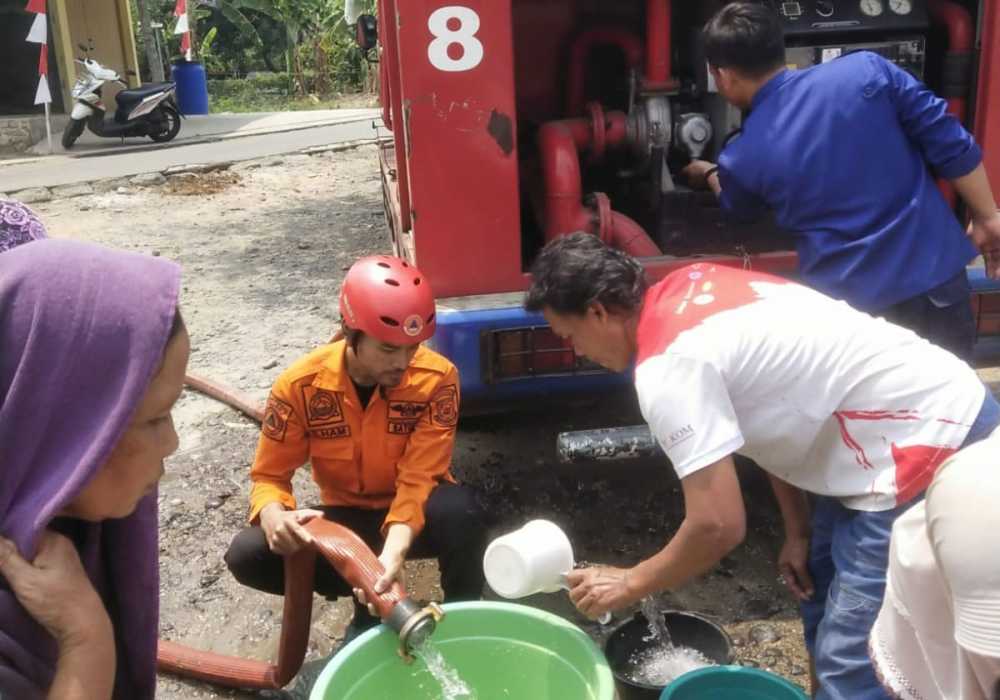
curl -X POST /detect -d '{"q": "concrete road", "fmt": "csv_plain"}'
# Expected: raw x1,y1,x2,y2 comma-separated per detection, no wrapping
27,108,380,156
0,118,380,192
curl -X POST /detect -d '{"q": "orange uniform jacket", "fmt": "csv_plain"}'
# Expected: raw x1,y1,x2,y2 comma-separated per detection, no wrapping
248,340,460,536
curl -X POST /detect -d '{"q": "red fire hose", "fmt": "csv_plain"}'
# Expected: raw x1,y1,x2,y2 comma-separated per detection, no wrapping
158,546,316,689
158,518,409,689
183,372,264,422
157,376,422,689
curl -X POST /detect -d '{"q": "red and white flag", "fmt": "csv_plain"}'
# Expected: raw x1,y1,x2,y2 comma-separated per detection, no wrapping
24,0,50,104
174,0,191,59
25,11,46,42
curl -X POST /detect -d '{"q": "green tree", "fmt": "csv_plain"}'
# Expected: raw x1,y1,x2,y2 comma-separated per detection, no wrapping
136,0,164,81
274,0,375,95
194,3,289,75
135,0,377,102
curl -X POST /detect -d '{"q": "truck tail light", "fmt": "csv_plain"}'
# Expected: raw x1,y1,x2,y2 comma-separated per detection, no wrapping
483,326,604,382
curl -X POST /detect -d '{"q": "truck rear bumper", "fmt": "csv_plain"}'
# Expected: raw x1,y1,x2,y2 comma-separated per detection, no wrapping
431,267,1000,411
428,294,626,410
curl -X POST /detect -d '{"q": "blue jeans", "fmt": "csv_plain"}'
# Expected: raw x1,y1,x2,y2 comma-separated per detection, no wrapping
801,390,1000,700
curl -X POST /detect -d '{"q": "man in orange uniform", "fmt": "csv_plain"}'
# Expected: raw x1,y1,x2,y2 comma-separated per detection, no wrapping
225,256,486,639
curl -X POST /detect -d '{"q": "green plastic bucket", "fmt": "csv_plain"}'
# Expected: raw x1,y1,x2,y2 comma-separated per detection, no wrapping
308,601,615,700
659,665,809,699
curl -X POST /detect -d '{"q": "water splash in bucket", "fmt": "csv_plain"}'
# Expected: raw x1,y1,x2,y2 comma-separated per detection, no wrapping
627,645,715,686
412,639,478,700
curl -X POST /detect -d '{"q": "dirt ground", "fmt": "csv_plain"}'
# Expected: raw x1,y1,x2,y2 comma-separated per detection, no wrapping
33,144,818,698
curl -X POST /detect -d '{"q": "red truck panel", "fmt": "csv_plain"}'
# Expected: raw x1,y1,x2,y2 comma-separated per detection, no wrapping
975,0,1000,188
380,0,999,301
391,1,524,298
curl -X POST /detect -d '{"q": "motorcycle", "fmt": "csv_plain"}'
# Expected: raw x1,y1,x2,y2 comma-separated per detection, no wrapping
62,43,182,150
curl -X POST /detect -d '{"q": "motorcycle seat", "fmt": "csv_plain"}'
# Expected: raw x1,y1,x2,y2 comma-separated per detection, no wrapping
116,82,174,106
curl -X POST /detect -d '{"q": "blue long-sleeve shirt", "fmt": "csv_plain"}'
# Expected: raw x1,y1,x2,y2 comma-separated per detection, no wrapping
717,51,981,312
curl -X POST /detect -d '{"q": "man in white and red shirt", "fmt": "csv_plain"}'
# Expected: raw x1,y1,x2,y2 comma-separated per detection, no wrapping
524,233,999,700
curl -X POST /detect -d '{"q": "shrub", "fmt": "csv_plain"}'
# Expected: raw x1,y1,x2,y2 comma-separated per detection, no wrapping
208,73,293,99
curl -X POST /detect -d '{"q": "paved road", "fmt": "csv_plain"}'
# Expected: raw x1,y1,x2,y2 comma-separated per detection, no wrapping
0,119,380,192
36,108,379,156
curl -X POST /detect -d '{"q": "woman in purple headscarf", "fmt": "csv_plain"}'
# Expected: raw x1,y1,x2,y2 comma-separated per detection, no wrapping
0,198,47,252
0,238,189,699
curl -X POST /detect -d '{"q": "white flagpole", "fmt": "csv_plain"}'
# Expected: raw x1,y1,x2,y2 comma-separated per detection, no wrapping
44,101,52,154
27,9,52,153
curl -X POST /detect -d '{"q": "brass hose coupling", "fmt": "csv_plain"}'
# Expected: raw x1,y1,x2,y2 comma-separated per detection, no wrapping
387,600,445,662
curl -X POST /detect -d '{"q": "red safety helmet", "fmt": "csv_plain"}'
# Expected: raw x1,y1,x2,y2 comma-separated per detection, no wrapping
339,255,436,345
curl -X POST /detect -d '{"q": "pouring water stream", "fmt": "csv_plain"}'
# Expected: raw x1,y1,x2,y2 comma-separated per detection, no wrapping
627,596,716,686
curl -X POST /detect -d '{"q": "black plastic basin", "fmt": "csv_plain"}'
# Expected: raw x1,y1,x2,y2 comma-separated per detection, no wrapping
604,609,736,700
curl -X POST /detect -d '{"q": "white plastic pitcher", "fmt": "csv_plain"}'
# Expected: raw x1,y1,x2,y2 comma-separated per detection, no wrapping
483,519,574,599
483,519,614,625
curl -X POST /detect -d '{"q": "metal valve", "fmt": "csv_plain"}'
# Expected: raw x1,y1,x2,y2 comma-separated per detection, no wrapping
676,113,714,159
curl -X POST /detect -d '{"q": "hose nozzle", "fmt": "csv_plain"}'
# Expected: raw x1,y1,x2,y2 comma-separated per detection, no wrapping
388,600,445,662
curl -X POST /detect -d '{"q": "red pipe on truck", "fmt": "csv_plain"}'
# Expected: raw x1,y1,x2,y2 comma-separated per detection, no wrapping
645,0,673,89
928,0,974,208
609,211,663,258
565,0,675,111
928,0,972,123
565,29,644,117
541,0,675,257
538,120,595,235
537,111,662,257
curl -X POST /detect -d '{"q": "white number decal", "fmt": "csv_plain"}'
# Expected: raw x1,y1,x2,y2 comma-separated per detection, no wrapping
428,6,483,72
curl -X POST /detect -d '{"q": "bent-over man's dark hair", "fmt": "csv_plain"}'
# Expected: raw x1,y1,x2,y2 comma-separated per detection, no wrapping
524,233,647,316
703,2,785,78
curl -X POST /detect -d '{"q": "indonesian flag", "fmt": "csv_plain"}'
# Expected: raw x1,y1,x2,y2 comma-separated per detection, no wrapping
24,0,50,104
174,0,191,59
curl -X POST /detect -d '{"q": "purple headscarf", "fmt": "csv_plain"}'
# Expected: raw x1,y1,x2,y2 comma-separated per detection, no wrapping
0,239,181,699
0,199,47,253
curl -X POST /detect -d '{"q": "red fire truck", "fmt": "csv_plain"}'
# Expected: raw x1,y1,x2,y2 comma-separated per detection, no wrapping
353,0,1000,408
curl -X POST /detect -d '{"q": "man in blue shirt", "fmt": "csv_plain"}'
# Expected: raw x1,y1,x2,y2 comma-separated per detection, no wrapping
684,2,1000,363
681,4,1000,699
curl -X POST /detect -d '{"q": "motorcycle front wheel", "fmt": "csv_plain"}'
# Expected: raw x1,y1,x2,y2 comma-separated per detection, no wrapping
149,105,181,143
61,119,85,149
